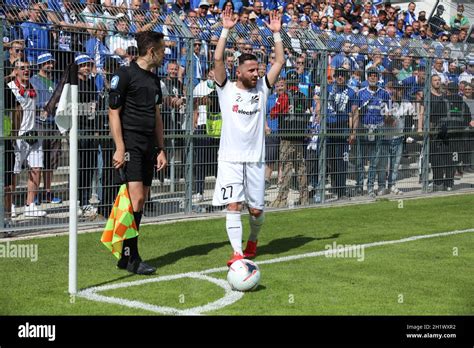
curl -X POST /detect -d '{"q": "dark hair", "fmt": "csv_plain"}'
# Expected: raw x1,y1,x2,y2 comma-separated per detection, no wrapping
136,31,164,57
238,53,258,66
222,0,234,11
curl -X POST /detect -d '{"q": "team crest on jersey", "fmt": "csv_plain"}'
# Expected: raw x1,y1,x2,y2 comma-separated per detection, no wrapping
111,76,119,89
233,105,239,112
250,95,259,104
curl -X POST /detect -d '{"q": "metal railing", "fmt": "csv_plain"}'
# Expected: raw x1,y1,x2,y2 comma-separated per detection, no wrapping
1,3,473,235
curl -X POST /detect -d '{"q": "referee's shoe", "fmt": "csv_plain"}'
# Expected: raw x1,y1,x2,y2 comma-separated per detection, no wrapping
118,257,156,275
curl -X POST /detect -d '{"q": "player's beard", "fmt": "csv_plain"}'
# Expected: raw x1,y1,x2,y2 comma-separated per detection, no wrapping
241,75,258,89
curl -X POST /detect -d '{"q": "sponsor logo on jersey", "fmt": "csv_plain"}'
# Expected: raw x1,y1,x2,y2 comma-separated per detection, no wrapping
233,105,239,112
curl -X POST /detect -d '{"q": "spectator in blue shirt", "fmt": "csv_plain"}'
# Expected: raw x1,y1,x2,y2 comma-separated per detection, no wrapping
355,68,392,197
324,67,359,199
331,40,360,73
85,22,111,70
21,2,50,63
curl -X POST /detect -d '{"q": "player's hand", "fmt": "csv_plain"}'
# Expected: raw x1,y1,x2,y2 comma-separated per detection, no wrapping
113,149,126,169
222,7,238,29
156,150,167,172
470,120,474,128
264,10,282,33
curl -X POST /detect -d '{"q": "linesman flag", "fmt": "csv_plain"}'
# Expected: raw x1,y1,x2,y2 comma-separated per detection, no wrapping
44,63,77,134
100,184,139,259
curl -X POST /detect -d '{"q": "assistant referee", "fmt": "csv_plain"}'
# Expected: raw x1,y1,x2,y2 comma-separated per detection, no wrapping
108,31,168,275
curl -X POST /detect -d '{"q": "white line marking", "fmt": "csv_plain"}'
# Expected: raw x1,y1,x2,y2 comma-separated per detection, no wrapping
77,228,474,315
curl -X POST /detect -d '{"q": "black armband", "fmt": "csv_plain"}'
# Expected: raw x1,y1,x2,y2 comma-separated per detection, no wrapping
109,92,123,109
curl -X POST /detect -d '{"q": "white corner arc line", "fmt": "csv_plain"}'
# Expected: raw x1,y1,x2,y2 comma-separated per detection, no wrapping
77,228,474,315
78,272,244,316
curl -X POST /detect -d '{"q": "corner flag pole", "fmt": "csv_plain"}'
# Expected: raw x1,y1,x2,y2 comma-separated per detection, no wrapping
69,64,79,295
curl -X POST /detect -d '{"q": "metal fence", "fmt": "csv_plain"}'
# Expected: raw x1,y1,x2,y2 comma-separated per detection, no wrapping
1,3,474,235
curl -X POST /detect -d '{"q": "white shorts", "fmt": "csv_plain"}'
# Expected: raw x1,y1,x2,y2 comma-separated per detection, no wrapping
212,161,265,210
14,139,44,174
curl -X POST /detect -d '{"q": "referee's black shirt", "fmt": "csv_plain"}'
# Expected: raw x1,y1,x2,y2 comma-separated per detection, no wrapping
109,61,163,135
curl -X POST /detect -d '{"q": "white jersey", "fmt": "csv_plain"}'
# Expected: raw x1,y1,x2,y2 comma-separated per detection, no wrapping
216,77,271,163
7,80,36,136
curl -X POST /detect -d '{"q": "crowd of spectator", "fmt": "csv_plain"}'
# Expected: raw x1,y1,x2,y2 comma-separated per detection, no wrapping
2,0,474,228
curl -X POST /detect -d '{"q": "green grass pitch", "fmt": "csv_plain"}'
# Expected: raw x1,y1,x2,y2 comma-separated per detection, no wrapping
1,194,473,315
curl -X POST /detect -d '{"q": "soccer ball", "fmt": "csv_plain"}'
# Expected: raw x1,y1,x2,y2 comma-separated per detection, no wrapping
227,259,261,292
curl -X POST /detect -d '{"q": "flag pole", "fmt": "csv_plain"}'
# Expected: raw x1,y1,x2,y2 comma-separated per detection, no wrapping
69,64,79,295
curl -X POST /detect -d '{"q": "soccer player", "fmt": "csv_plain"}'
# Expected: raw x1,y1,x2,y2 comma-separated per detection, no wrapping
213,8,285,266
108,32,168,275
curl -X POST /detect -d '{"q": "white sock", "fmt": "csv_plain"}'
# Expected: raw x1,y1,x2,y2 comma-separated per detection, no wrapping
248,212,265,242
226,212,243,254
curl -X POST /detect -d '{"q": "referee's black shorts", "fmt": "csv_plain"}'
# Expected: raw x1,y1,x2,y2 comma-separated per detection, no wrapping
123,130,157,187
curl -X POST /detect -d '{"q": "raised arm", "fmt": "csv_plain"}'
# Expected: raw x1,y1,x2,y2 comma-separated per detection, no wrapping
214,7,238,86
265,11,285,87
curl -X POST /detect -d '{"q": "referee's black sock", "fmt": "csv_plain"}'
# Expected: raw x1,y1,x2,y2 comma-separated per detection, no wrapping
118,211,143,267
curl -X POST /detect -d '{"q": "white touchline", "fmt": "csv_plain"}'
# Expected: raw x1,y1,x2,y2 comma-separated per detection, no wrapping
76,228,474,315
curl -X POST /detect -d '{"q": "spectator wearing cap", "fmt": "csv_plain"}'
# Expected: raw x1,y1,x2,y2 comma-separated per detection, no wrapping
107,14,137,63
428,5,450,36
450,4,470,32
355,67,392,197
75,54,100,217
459,60,474,84
20,2,50,63
323,67,359,199
197,0,217,26
30,52,63,205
